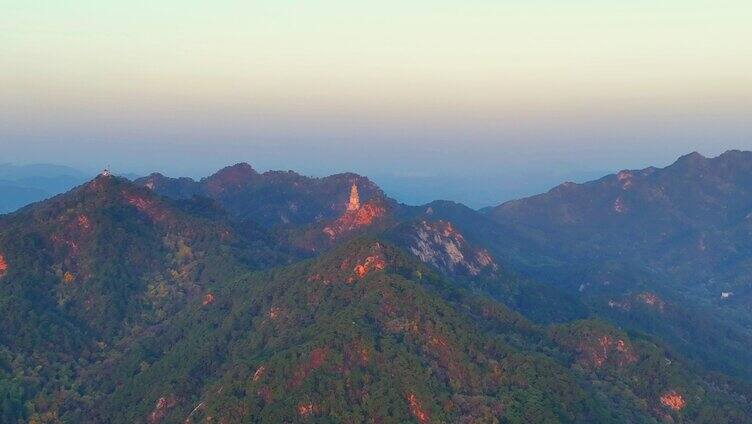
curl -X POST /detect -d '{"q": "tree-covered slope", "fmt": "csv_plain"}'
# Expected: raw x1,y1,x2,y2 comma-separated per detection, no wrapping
0,174,288,422
3,158,752,423
483,151,752,380
67,240,751,423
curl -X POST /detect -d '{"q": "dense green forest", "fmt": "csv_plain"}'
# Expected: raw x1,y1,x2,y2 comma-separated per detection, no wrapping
2,159,752,423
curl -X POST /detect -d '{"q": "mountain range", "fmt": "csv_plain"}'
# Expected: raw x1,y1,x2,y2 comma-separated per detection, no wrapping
2,151,752,423
0,164,92,214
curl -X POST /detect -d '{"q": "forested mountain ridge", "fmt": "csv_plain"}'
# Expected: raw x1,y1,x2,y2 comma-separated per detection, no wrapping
2,154,752,423
0,174,289,422
135,163,386,229
483,150,752,379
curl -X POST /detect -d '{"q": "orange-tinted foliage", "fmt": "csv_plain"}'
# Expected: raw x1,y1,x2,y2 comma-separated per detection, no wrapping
637,292,665,311
660,391,686,411
575,335,637,369
77,214,92,231
290,348,328,388
297,402,315,417
342,340,371,368
0,254,7,274
353,255,386,278
424,330,466,383
123,192,169,221
202,293,215,306
268,307,282,320
406,393,430,424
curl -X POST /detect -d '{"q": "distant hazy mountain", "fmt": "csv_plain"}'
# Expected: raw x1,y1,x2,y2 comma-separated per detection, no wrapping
0,163,88,181
0,163,91,213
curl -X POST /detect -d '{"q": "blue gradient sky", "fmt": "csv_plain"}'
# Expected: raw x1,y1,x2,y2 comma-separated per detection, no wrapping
2,1,751,206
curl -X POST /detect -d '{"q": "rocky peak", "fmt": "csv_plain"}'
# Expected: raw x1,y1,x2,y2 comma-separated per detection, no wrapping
679,151,706,161
203,163,258,194
402,220,498,277
347,183,361,211
140,172,167,190
135,173,202,200
321,184,387,239
83,173,130,194
671,151,708,170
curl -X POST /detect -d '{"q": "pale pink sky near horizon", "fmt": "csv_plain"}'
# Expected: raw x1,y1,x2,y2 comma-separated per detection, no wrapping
2,1,751,205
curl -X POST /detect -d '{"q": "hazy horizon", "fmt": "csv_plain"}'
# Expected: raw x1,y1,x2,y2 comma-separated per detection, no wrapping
3,1,751,206
0,147,744,209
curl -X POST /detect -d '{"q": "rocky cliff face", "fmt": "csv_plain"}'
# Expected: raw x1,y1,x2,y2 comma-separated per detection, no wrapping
347,183,361,211
322,184,387,239
401,220,498,277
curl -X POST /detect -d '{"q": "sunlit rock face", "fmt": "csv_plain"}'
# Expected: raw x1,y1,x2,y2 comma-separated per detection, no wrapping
616,170,634,189
147,395,177,424
352,254,387,279
402,220,498,277
297,402,316,417
322,202,386,238
322,184,387,239
307,242,390,285
406,393,430,424
660,391,686,411
347,183,361,211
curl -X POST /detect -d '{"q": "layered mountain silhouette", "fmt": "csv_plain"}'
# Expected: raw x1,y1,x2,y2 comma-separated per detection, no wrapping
485,151,752,379
0,163,89,213
135,164,385,229
2,152,752,423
